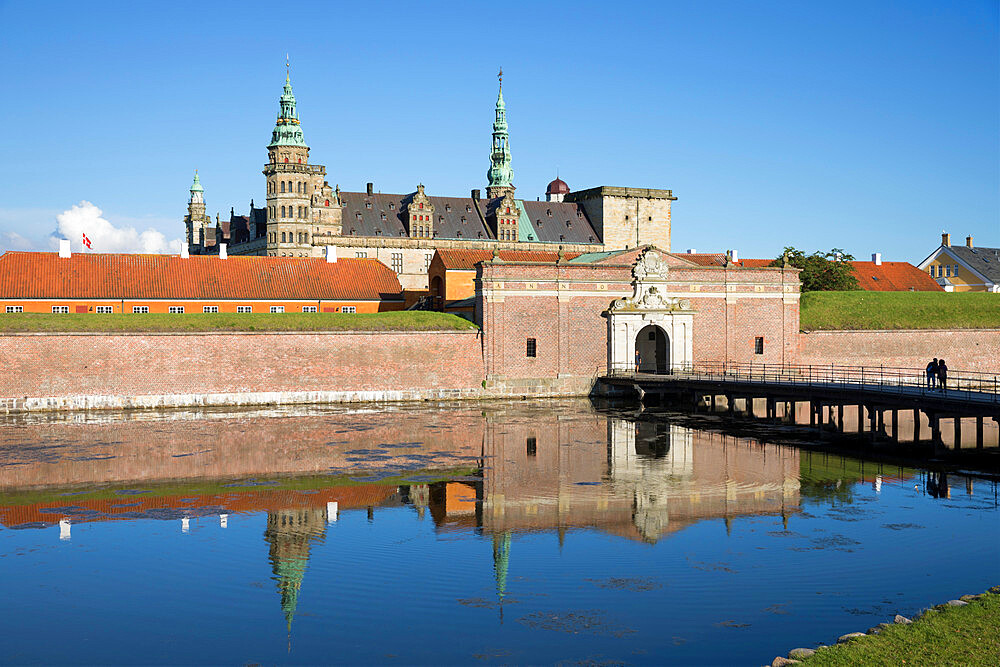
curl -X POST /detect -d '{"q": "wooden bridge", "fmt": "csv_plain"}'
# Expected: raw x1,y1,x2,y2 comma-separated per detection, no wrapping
600,362,1000,453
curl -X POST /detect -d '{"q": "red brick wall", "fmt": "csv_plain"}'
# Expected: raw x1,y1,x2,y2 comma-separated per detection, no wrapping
0,330,484,402
799,329,1000,374
479,261,800,380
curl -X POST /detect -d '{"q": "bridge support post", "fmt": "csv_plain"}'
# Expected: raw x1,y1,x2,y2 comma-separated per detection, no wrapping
954,417,962,452
869,405,877,442
930,414,942,454
876,408,884,439
891,409,898,443
914,409,922,442
710,394,716,412
809,402,816,427
837,405,844,433
976,417,984,449
727,394,734,418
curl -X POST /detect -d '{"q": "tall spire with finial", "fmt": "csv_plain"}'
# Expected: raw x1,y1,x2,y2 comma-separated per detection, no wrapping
269,57,308,149
486,68,514,198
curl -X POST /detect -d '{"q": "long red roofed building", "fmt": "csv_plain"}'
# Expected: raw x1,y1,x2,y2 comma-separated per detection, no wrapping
0,249,404,314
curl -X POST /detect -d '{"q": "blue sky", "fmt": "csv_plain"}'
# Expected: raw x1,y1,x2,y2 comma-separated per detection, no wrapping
0,0,996,261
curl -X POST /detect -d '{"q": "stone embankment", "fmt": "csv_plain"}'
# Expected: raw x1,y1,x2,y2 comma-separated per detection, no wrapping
766,587,1000,666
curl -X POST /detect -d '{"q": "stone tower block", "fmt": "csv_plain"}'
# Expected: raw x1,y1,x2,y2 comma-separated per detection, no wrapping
565,186,676,251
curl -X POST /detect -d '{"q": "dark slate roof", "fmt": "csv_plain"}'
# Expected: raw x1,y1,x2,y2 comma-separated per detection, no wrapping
519,200,600,244
946,245,1000,283
338,191,600,244
340,191,491,240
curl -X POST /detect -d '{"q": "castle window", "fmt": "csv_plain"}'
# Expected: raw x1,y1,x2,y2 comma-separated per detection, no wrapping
438,216,444,222
478,231,483,238
389,202,395,210
566,220,572,228
302,306,317,313
537,219,543,227
270,306,285,313
526,436,537,456
280,182,285,193
284,158,288,163
559,235,565,241
754,337,764,355
237,306,252,313
506,207,511,214
297,182,301,193
6,306,23,313
546,209,552,217
577,210,583,218
466,205,472,213
96,306,113,313
356,212,362,221
281,232,286,242
203,306,219,313
445,204,451,212
953,265,959,277
168,306,184,314
366,201,372,209
648,216,653,221
456,230,463,238
325,199,330,207
381,213,387,221
589,236,594,242
424,253,433,270
342,306,357,313
928,267,934,276
625,215,629,221
419,203,424,209
131,306,148,314
526,338,537,358
460,216,466,224
945,265,951,277
390,253,403,273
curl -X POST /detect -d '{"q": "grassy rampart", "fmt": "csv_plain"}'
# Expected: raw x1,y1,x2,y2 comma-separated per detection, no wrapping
798,589,1000,666
800,291,1000,330
0,311,479,333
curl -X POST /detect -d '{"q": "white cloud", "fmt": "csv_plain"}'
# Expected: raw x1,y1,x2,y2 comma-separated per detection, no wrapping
1,230,39,251
49,201,183,254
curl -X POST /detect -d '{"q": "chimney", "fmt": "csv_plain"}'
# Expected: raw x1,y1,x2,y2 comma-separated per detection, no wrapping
942,232,950,247
58,239,71,258
471,188,480,200
966,235,974,248
686,248,697,254
871,252,882,265
180,241,189,259
326,245,337,263
728,249,738,263
366,182,373,196
219,243,227,259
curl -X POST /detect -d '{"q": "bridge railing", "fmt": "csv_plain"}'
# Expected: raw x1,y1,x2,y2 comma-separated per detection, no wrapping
606,361,1000,401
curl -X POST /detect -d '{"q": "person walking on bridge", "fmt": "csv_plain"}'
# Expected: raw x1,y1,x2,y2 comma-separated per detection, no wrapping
937,359,948,392
925,359,938,390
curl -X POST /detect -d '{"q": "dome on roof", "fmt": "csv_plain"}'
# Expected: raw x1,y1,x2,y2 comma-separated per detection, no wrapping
546,177,570,195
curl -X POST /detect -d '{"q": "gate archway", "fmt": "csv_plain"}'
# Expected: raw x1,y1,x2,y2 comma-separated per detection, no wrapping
636,324,669,373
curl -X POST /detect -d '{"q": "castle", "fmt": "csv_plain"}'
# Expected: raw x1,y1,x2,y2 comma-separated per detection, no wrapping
184,68,677,291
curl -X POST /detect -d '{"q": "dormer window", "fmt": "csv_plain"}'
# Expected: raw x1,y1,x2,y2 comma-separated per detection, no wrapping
478,231,483,238
438,216,444,222
546,209,552,217
419,203,424,209
576,210,583,218
375,229,382,235
381,213,387,221
350,228,356,235
325,199,330,207
460,216,466,224
505,207,511,214
588,235,594,242
466,205,472,213
456,230,463,238
365,201,372,209
559,235,565,241
445,204,451,212
356,212,362,221
388,202,395,210
566,220,572,228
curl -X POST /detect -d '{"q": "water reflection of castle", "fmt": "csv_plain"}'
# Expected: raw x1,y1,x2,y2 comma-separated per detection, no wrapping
2,408,808,635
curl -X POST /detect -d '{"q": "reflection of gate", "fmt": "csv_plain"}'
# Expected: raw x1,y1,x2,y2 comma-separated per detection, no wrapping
636,325,669,374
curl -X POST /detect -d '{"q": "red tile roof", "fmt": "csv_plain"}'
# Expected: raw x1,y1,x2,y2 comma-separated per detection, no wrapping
0,252,403,301
849,261,943,291
672,253,774,268
435,249,580,270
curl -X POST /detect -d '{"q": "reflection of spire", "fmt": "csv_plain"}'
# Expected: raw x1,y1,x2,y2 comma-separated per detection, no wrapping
264,508,328,647
492,531,511,622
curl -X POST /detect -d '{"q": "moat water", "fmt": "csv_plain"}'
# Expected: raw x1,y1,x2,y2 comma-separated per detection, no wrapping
1,400,997,665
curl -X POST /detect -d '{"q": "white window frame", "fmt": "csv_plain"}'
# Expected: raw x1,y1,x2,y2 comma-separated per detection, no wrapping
132,306,149,314
203,306,219,313
424,253,433,271
341,306,357,314
355,251,368,258
6,306,23,313
270,306,285,313
237,306,252,313
302,306,317,313
95,306,113,314
168,306,185,314
52,306,69,314
391,252,403,274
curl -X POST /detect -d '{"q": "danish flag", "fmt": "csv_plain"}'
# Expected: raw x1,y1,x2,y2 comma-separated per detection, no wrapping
82,232,92,249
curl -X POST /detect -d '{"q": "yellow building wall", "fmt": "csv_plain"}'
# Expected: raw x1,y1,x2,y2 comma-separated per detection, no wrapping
924,256,987,292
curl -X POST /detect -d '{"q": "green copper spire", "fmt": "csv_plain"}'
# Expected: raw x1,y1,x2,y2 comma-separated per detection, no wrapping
268,61,308,149
190,170,204,193
487,69,514,196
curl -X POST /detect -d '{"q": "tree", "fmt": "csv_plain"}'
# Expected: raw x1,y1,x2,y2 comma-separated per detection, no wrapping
771,247,860,292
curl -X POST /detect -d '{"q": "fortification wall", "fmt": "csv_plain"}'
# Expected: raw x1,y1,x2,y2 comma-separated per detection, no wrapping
799,329,1000,374
0,330,488,413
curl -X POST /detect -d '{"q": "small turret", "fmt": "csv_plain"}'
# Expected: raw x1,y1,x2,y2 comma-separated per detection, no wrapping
486,68,514,199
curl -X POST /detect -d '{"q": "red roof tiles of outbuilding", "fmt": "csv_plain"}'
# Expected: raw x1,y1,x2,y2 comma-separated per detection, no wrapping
671,253,774,268
849,261,943,291
0,252,403,301
435,249,580,270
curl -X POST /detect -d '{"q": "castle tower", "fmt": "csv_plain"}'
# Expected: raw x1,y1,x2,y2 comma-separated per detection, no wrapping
185,171,208,250
486,70,514,199
262,62,339,257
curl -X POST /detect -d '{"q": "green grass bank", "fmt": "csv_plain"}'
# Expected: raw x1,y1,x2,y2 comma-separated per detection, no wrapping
794,589,1000,666
800,291,1000,331
0,311,479,333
